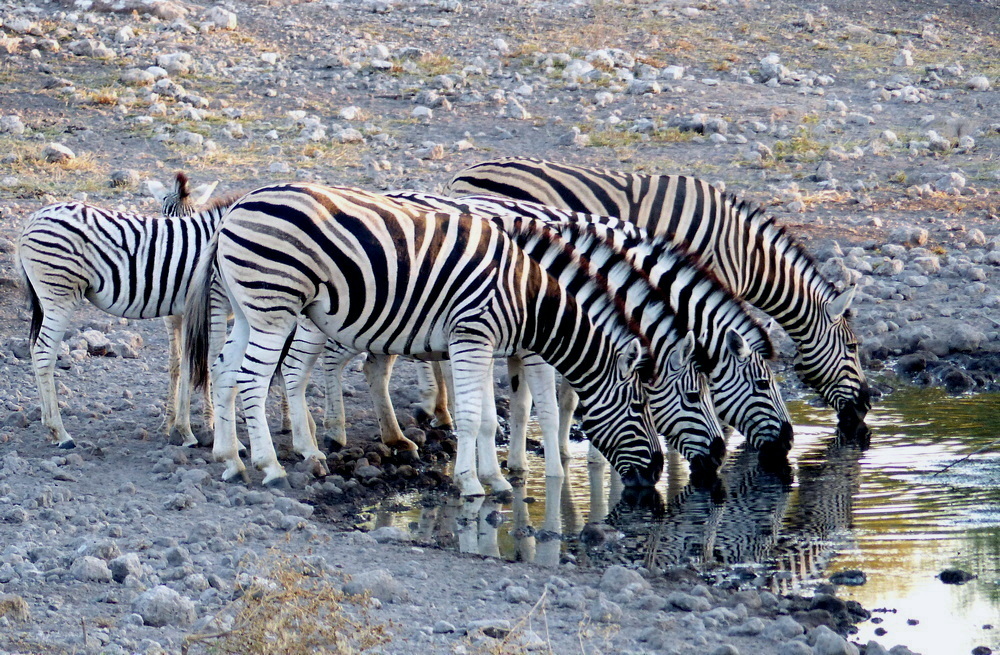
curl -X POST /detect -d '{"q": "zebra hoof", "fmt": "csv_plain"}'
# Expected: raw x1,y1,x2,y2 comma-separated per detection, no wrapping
264,475,290,490
223,469,251,485
58,439,76,450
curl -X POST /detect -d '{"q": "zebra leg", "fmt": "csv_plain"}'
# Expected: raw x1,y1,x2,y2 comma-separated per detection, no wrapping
211,316,249,483
279,321,327,473
558,377,580,460
163,315,181,436
30,301,78,448
200,281,231,442
523,356,563,478
473,360,511,493
505,356,531,473
433,361,454,429
167,314,201,448
362,353,418,451
415,361,454,429
239,325,296,488
320,343,355,450
448,342,496,497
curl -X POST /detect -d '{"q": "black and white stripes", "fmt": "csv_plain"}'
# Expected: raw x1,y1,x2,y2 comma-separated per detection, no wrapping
447,157,870,433
183,183,664,495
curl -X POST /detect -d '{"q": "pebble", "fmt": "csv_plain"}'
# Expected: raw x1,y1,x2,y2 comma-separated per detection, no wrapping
588,593,623,623
70,556,113,583
342,569,409,603
966,76,991,91
42,143,75,164
131,585,196,627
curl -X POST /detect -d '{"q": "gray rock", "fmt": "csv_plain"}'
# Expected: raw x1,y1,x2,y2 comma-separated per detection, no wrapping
889,227,929,247
666,591,711,611
110,170,140,188
864,642,890,655
600,565,650,593
588,593,623,623
934,172,966,194
157,52,193,74
70,556,113,583
42,143,75,164
504,585,533,603
343,569,409,603
433,620,456,633
0,115,26,135
778,641,814,655
765,615,805,640
728,617,766,635
712,646,740,655
274,496,314,518
132,585,196,627
110,553,142,583
966,76,991,91
810,625,859,655
203,6,238,30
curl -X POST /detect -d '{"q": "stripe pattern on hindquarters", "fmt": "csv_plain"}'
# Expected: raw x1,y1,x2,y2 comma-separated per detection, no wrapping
388,191,791,462
446,157,870,431
16,181,236,448
183,183,664,494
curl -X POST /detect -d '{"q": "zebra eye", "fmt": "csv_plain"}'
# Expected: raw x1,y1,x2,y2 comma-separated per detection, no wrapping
684,392,701,404
846,342,858,354
755,379,770,391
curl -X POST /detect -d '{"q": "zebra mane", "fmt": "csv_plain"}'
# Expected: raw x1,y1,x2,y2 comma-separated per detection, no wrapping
558,221,773,363
498,215,654,366
474,157,843,309
203,191,244,213
173,171,190,199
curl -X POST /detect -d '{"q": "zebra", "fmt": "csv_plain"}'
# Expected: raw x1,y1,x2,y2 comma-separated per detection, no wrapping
182,182,665,496
15,174,226,449
285,207,729,481
446,158,871,436
381,192,793,468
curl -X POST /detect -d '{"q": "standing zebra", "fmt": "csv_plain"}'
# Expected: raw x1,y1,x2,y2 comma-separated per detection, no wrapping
183,183,664,496
447,158,871,435
381,192,792,467
16,174,225,449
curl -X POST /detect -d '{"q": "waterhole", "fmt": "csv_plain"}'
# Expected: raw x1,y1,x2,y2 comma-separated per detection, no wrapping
361,387,1000,654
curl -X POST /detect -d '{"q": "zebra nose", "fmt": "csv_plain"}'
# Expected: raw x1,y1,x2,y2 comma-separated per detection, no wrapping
620,451,663,487
779,421,794,446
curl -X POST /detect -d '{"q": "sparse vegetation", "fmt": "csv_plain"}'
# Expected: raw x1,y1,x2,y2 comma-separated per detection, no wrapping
182,554,390,655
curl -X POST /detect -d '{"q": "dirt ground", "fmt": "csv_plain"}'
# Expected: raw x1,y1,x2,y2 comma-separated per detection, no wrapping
1,0,998,653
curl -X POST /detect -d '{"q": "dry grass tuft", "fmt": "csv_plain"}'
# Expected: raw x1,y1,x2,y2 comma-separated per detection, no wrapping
0,594,30,623
182,553,390,655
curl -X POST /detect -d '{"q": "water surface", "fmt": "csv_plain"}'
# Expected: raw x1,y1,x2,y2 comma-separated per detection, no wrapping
364,387,1000,654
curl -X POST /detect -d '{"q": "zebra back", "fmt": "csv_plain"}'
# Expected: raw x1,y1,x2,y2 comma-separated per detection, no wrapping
446,157,870,429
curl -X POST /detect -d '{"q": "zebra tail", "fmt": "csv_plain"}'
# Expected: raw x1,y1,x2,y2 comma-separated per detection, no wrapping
184,232,220,391
20,262,43,348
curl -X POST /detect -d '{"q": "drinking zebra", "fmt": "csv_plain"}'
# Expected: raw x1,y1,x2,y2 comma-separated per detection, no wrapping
182,183,665,496
285,206,728,481
16,174,225,449
447,158,871,435
378,192,792,467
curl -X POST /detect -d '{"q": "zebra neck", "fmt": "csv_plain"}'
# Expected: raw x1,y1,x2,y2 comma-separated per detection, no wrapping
715,200,837,341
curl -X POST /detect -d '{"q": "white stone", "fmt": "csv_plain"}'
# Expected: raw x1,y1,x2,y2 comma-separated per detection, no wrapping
156,52,193,74
260,52,278,65
42,143,75,163
132,585,196,627
966,75,991,91
893,49,913,67
203,6,238,30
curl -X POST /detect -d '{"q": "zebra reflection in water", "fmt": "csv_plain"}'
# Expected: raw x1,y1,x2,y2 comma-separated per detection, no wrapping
599,433,865,592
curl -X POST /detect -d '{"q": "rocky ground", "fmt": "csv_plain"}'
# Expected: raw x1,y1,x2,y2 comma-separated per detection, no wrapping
1,0,998,653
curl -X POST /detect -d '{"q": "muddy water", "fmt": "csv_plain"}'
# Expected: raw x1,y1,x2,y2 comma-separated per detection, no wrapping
365,388,1000,654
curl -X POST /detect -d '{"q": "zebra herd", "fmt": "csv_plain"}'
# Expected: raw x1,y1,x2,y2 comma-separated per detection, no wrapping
15,157,870,498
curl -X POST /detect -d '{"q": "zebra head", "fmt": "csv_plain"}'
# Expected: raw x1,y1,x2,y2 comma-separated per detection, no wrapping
578,338,664,489
646,331,726,483
711,329,794,462
793,286,871,435
147,172,219,217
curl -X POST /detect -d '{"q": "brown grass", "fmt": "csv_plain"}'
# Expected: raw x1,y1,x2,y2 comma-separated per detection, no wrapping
182,553,390,655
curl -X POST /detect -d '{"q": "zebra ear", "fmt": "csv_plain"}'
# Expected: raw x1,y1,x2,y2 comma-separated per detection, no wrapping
725,328,752,361
617,338,644,377
668,331,697,370
190,181,219,207
146,180,168,204
826,286,856,321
